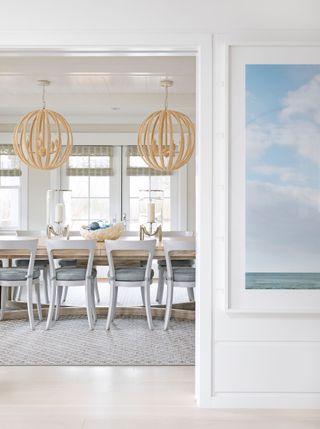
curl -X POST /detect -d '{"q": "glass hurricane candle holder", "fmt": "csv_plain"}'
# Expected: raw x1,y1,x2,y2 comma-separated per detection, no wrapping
46,189,72,238
139,190,163,226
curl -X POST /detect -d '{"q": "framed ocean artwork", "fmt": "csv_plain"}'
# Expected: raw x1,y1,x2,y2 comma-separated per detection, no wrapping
227,45,320,312
246,64,320,291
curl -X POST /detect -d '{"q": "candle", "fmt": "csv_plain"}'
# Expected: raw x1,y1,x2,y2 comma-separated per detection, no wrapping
54,203,64,223
147,203,155,223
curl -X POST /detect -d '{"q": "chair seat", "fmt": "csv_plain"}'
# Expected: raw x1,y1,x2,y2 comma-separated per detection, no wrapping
55,267,97,281
112,267,154,282
0,267,40,281
165,267,195,282
58,259,78,268
158,259,194,268
15,259,48,268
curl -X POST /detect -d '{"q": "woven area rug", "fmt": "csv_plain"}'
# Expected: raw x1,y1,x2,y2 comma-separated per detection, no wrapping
0,316,195,365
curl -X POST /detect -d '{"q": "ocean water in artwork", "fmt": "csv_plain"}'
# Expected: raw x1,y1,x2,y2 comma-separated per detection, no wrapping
246,273,320,290
246,64,320,289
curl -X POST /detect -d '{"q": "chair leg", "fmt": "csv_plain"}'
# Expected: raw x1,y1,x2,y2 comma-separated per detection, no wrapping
85,280,94,330
0,286,7,321
12,286,18,301
111,287,118,322
140,287,145,306
35,282,42,321
62,286,68,303
46,280,57,330
90,279,97,323
17,286,23,301
94,278,100,304
43,267,50,304
26,281,35,330
187,287,194,302
54,287,63,321
164,281,174,330
156,266,165,304
106,283,116,330
144,283,153,330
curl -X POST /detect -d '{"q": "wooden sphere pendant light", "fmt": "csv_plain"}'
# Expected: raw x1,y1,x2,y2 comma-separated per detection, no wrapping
137,79,195,172
13,80,73,170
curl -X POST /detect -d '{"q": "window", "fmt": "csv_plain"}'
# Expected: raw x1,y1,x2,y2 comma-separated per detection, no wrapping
0,145,22,229
66,146,113,229
62,144,186,231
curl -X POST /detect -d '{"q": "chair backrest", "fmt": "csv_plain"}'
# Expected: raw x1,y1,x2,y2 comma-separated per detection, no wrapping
162,231,194,237
163,239,196,280
0,238,38,278
121,231,140,237
16,230,46,237
105,239,156,281
68,230,81,237
46,239,96,281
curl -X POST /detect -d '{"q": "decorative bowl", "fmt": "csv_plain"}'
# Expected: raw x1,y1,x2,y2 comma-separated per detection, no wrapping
79,222,125,241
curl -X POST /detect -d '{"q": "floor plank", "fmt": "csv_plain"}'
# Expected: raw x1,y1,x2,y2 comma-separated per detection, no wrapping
0,367,319,429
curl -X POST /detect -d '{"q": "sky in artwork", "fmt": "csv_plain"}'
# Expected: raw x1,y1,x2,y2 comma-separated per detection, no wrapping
246,65,320,272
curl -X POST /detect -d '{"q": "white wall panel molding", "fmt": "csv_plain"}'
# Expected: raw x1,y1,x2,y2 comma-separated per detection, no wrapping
212,32,320,409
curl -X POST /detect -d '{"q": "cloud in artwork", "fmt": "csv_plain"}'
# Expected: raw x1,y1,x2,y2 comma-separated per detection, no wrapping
247,119,320,165
280,73,320,124
247,73,320,165
246,181,320,271
252,164,305,183
246,67,320,272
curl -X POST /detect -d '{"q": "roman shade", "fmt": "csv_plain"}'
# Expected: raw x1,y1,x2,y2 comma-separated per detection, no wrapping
66,145,113,176
0,145,22,176
126,146,171,176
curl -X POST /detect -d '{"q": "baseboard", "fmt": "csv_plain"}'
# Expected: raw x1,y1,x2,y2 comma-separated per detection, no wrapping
206,392,320,409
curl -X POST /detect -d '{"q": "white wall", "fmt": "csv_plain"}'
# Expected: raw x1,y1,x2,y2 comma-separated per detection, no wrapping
28,168,50,230
1,0,320,408
0,0,319,32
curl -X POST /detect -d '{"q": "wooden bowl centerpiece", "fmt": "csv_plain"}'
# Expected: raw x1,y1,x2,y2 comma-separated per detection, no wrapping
80,222,125,241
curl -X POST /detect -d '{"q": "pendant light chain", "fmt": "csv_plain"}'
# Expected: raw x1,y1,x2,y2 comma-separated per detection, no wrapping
164,84,169,111
42,83,46,109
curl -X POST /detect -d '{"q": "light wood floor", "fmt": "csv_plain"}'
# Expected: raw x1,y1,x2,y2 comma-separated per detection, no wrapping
0,366,319,429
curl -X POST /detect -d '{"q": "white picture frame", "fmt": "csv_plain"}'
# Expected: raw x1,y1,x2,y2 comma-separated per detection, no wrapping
226,42,320,313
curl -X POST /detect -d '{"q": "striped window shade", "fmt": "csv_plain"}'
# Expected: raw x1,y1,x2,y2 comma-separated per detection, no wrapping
126,146,171,176
0,145,22,176
66,145,113,176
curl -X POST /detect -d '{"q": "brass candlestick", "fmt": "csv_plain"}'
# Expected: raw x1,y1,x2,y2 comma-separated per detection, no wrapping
140,223,162,243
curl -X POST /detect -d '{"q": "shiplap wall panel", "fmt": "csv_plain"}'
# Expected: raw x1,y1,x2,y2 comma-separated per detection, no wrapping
215,342,320,393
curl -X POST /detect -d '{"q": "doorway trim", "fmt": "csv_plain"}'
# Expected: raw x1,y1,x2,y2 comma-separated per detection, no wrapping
0,31,214,406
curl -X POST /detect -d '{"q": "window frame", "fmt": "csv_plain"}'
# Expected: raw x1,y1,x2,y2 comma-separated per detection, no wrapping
0,148,28,232
58,144,188,232
60,146,121,229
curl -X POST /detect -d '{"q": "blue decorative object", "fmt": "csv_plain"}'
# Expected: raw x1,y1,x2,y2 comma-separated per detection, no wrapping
89,221,100,230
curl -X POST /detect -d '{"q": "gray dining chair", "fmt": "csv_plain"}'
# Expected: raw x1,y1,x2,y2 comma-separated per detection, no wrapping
0,238,42,330
15,230,50,304
58,230,100,305
105,239,156,330
163,239,196,330
46,239,97,330
156,231,194,304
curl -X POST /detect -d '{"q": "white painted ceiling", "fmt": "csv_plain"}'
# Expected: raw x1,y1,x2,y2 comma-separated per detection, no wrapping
0,56,196,124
